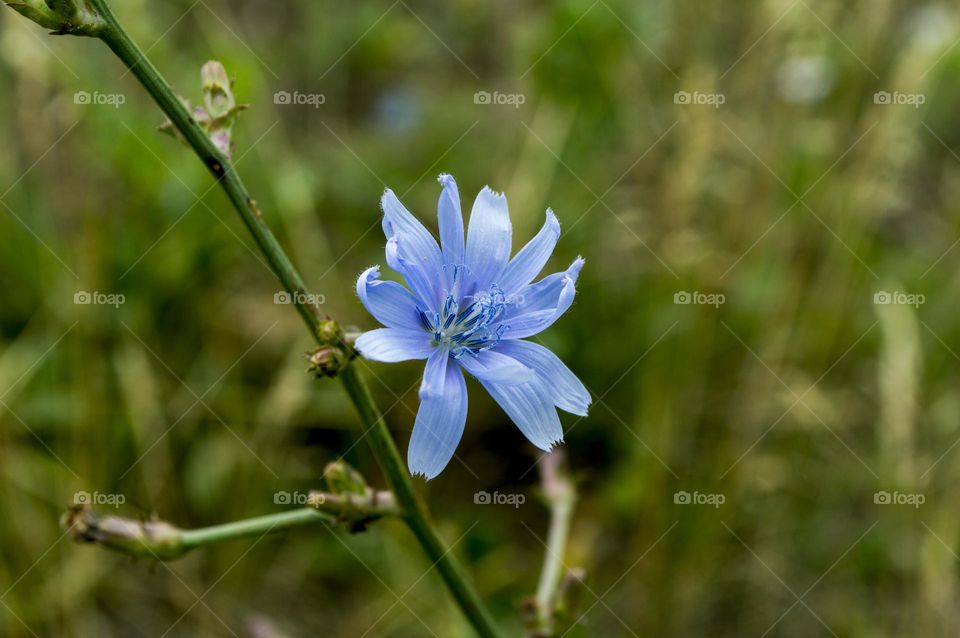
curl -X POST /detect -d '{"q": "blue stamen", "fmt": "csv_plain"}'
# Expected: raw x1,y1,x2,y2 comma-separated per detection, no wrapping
420,283,511,357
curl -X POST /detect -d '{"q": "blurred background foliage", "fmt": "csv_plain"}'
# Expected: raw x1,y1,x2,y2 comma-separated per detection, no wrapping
2,0,960,635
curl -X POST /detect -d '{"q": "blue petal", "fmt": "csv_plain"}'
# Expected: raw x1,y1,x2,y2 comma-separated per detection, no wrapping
465,187,512,291
355,328,434,362
419,347,450,398
499,257,584,339
499,209,560,296
495,340,591,416
409,352,467,479
381,189,443,273
437,174,464,268
480,376,563,451
386,234,441,312
356,266,421,329
457,350,534,385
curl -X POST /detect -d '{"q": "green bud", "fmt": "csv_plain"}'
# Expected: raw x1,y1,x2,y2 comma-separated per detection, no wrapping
6,0,103,35
200,60,247,158
201,61,235,119
324,460,368,496
317,318,343,344
157,60,247,159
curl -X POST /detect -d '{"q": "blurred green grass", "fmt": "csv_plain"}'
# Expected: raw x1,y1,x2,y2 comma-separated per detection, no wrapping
3,0,960,635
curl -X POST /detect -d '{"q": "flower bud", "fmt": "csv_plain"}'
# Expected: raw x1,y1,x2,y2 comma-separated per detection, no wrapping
201,61,235,120
158,60,247,159
6,0,103,36
317,318,343,345
324,459,368,496
305,346,347,378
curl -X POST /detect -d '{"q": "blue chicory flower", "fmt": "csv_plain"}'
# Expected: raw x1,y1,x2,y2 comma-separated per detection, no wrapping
355,174,591,479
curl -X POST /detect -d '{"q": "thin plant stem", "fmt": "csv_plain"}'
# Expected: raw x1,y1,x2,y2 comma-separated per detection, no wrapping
81,1,502,635
533,452,577,635
179,508,332,551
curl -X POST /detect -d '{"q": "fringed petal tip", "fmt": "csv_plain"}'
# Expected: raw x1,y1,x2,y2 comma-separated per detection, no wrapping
356,265,381,292
545,437,565,453
438,173,455,187
479,185,506,201
563,256,585,286
567,405,590,418
379,187,397,208
541,210,561,242
545,208,560,228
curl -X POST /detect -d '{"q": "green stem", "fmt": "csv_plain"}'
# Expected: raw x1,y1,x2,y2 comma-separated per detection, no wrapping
92,5,321,336
340,366,502,636
179,508,332,551
85,2,501,636
181,488,401,550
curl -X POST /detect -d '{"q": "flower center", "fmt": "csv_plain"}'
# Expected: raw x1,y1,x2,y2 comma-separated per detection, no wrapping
419,284,510,359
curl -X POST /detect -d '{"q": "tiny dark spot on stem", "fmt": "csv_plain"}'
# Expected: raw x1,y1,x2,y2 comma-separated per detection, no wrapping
205,156,225,179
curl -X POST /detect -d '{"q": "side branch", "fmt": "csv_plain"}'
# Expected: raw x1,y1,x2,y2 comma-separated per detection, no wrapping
63,488,399,561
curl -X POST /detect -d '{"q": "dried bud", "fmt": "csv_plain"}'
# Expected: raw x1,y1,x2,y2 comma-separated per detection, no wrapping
6,0,103,35
305,345,348,378
62,504,185,561
304,319,355,377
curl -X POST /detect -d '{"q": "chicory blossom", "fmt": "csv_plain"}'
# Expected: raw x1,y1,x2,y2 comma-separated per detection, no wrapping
355,174,591,479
